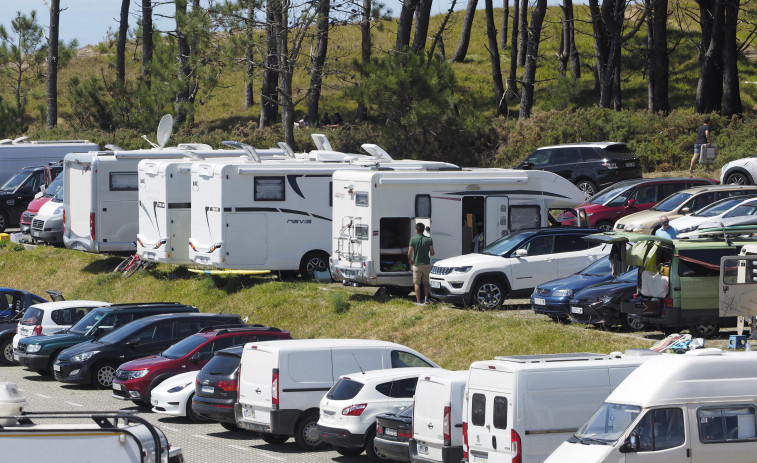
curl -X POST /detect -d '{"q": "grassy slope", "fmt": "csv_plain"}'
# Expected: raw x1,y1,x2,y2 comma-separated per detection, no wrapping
0,244,652,370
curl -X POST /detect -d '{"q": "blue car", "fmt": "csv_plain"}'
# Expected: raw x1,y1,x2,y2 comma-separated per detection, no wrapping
531,256,615,321
1,288,61,365
567,269,644,331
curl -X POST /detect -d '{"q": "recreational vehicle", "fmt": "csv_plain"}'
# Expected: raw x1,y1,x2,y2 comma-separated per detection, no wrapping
329,169,586,289
719,237,757,335
545,349,757,463
187,150,457,276
0,138,98,186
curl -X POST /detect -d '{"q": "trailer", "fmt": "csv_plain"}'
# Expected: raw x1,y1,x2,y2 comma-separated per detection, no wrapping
329,169,586,289
0,138,98,186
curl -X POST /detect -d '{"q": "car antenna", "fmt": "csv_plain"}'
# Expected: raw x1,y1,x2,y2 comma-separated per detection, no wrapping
352,353,366,374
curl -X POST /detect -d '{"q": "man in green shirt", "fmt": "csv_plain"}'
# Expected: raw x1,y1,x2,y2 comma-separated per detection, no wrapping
408,223,435,304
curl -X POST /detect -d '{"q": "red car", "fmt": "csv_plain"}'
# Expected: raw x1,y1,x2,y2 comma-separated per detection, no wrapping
561,177,717,231
111,325,291,405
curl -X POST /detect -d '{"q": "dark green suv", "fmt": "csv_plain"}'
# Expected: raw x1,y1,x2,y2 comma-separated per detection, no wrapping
14,302,198,375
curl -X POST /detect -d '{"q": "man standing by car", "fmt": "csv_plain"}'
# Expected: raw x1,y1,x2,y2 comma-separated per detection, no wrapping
408,223,435,304
655,216,678,240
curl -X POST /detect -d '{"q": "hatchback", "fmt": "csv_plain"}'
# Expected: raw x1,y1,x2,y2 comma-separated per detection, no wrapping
568,269,644,330
12,300,108,355
150,370,206,422
316,367,437,460
374,405,413,462
516,142,641,197
191,345,244,431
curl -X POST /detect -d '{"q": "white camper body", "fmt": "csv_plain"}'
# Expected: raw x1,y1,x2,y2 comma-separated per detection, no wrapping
330,169,586,288
720,242,757,336
0,139,98,186
545,349,757,463
463,351,659,463
188,155,457,273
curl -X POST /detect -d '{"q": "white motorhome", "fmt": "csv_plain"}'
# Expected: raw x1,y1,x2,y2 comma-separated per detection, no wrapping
330,169,586,289
720,240,757,335
463,350,659,463
188,148,458,275
545,348,757,463
0,138,98,186
0,382,182,463
234,338,440,450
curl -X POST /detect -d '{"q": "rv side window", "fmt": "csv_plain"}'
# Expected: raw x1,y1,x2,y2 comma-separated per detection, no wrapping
355,192,368,207
509,206,540,231
698,406,757,443
110,172,138,191
493,396,508,429
415,195,431,218
722,258,757,285
633,408,685,451
254,177,285,201
471,393,486,426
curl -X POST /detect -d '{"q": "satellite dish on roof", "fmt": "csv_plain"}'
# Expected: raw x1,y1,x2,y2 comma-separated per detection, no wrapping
156,114,173,149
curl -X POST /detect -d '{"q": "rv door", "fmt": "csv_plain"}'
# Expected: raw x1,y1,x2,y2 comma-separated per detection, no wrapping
720,254,757,323
485,196,509,245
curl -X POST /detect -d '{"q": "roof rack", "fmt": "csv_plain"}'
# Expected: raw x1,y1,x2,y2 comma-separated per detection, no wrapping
197,324,281,335
493,353,612,363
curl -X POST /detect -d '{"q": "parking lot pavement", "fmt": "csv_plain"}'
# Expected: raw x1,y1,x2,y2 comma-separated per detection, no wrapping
3,364,367,463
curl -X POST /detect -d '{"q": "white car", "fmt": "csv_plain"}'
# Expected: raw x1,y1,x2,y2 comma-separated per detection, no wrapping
12,300,109,355
150,370,209,423
316,367,438,459
30,185,64,243
721,155,757,185
429,228,609,309
670,195,757,234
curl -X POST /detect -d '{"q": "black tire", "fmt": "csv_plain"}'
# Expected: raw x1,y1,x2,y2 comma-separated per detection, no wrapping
299,251,330,280
385,286,412,297
575,180,598,199
220,421,242,432
471,277,507,310
725,172,751,185
689,321,720,338
621,314,647,332
596,221,614,232
122,259,143,278
293,413,326,450
186,393,211,423
365,429,391,462
0,210,8,233
91,362,117,389
335,446,364,457
0,337,14,365
260,433,290,445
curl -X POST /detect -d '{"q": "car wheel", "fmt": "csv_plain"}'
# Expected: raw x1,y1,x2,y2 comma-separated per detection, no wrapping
92,362,117,389
725,172,751,185
0,210,8,234
299,251,330,280
595,221,614,232
689,321,720,338
0,337,14,365
186,393,211,423
385,286,412,297
472,278,507,310
335,446,364,456
365,429,391,462
575,180,598,200
260,433,290,445
220,422,242,432
621,314,647,332
293,412,326,450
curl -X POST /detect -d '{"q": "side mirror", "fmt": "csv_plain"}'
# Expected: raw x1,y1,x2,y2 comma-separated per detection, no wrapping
626,199,637,207
126,337,141,347
514,248,528,257
681,207,691,214
620,432,639,453
520,162,533,170
190,351,202,362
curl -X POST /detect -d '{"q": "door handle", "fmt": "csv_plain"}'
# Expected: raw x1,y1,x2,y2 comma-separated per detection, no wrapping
255,388,262,394
427,423,434,429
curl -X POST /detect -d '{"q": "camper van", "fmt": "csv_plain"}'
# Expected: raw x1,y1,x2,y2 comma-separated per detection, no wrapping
463,351,659,463
329,169,586,289
545,349,757,463
0,138,98,186
188,150,458,276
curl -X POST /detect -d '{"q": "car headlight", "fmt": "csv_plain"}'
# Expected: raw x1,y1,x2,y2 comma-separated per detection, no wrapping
54,206,64,215
452,266,472,273
167,382,194,393
678,226,695,233
121,369,150,380
26,344,42,353
625,223,643,232
600,295,614,304
552,289,573,298
71,350,99,363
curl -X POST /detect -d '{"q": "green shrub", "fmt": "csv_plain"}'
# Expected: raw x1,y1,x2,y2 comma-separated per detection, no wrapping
329,291,351,314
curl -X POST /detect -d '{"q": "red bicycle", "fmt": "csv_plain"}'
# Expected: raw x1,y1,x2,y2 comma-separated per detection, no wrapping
113,253,156,278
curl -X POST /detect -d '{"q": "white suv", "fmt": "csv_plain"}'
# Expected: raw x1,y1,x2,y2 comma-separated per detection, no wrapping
721,155,757,185
429,228,608,309
316,367,438,460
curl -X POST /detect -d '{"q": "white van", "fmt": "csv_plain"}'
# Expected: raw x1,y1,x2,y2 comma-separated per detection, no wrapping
463,350,659,463
0,138,98,186
410,370,468,463
545,348,757,463
234,339,440,450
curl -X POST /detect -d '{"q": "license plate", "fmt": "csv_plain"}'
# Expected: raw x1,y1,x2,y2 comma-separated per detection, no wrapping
418,444,428,455
571,306,583,314
31,231,40,237
242,407,255,419
626,162,635,167
53,364,61,372
201,386,214,394
430,280,441,288
341,269,356,278
471,453,488,463
385,428,397,437
534,297,546,305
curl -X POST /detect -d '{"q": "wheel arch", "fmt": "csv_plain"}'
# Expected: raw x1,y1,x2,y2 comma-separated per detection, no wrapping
469,272,511,295
724,167,754,185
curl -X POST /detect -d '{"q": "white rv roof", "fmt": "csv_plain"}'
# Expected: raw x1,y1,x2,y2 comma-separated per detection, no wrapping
470,350,658,373
606,349,757,406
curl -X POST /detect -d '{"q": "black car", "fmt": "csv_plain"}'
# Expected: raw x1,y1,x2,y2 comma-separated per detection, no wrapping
374,405,413,463
0,164,63,232
53,312,243,388
517,142,642,198
568,268,645,331
191,345,244,431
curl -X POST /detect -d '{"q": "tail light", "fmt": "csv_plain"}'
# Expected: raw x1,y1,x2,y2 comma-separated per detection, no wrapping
443,405,451,445
237,368,242,400
511,429,522,463
62,209,66,234
411,399,415,438
90,212,95,240
462,421,469,459
32,325,43,336
271,369,279,407
342,403,367,416
602,161,617,169
376,424,384,436
217,379,238,392
398,429,413,438
663,298,673,308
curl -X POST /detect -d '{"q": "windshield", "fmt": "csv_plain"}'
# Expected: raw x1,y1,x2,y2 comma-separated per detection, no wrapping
724,202,757,218
162,334,207,359
652,192,691,212
69,309,110,335
579,255,611,276
482,230,535,256
0,169,33,192
693,197,749,217
97,321,142,344
573,403,641,444
43,175,63,198
587,183,635,206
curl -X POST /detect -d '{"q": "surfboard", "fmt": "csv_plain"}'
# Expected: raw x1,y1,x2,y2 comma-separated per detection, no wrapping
188,268,271,275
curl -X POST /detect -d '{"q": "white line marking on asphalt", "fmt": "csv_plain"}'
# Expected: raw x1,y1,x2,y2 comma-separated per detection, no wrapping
192,434,212,440
252,452,284,461
35,394,52,399
162,426,179,432
66,402,83,407
229,445,249,451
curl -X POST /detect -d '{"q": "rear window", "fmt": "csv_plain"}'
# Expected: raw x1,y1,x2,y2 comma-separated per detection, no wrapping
471,393,486,426
376,377,420,398
602,144,636,158
204,353,241,375
21,307,44,325
327,378,364,400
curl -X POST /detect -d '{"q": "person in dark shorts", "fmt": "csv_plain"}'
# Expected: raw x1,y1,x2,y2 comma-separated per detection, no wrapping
690,117,711,174
407,223,435,304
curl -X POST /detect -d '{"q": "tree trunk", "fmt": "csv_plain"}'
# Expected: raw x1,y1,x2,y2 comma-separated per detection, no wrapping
501,0,509,50
517,0,528,66
308,0,330,124
558,2,569,77
244,1,255,108
484,0,506,115
505,0,519,100
449,0,478,63
722,0,741,117
46,0,60,129
357,0,371,121
412,0,432,53
695,0,725,114
651,0,668,114
646,1,655,113
275,0,296,149
396,0,419,51
142,0,153,84
588,0,606,97
566,0,580,78
260,0,279,129
174,0,191,126
116,0,130,83
520,0,547,118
